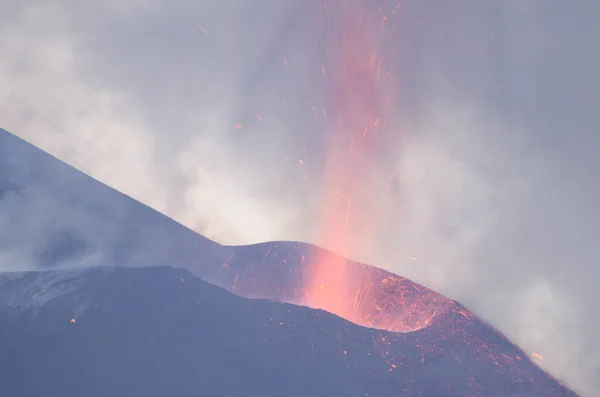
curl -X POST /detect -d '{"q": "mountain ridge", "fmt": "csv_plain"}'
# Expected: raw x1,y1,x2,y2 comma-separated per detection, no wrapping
0,127,579,395
0,127,453,331
0,265,578,396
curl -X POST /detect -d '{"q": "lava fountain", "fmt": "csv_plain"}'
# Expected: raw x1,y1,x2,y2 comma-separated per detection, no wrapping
303,0,443,332
199,0,452,335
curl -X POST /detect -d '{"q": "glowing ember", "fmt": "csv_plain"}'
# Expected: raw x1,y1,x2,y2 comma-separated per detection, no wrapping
303,257,450,332
200,242,451,334
194,1,451,335
303,1,431,332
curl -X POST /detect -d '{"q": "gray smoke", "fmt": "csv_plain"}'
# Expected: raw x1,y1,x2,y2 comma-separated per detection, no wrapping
1,1,599,395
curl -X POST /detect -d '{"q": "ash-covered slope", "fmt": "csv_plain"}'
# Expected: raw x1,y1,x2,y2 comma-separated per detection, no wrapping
0,128,219,271
0,128,579,395
0,266,576,397
0,128,452,329
0,128,450,327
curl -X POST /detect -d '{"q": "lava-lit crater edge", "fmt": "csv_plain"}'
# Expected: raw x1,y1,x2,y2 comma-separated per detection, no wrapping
191,240,459,333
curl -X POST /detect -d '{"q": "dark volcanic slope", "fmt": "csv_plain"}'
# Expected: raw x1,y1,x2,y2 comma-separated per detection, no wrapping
0,128,219,271
0,266,576,397
0,128,579,395
0,128,453,331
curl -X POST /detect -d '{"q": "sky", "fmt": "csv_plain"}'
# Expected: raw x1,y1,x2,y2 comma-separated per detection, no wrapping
1,0,599,395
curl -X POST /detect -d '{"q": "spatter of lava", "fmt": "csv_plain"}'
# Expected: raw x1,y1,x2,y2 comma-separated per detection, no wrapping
302,257,451,332
201,243,454,334
305,1,425,331
198,1,448,334
194,0,448,334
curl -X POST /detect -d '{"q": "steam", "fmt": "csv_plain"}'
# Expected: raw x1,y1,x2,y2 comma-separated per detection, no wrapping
1,1,599,395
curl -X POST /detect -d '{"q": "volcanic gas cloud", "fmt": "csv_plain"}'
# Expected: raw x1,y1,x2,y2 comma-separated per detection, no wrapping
303,1,440,332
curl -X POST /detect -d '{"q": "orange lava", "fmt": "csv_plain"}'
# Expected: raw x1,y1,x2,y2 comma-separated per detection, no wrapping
303,255,450,332
303,1,440,332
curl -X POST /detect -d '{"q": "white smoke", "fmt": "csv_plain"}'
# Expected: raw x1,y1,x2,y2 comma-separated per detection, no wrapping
1,1,599,395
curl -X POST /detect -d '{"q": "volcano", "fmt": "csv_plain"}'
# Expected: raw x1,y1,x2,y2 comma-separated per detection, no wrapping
0,266,577,397
0,128,578,396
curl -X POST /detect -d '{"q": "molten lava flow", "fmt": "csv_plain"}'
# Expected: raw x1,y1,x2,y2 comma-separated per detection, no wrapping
302,1,443,332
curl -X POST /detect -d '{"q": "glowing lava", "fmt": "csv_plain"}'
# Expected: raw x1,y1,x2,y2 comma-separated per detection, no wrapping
194,0,449,335
304,1,435,332
303,256,451,333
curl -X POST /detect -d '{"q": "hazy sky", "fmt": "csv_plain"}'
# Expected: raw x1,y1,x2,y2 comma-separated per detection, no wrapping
1,1,599,395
